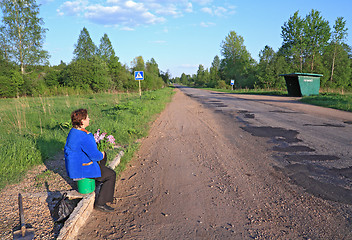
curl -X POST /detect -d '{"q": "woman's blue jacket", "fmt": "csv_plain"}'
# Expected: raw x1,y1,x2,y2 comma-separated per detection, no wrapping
64,128,103,179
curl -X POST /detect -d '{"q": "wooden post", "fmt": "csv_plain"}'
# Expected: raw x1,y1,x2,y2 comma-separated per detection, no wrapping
139,80,142,99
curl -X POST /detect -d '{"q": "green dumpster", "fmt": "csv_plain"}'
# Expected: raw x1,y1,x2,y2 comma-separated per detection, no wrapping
280,73,323,97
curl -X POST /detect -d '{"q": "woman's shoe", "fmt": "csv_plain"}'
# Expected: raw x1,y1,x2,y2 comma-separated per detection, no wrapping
94,204,114,212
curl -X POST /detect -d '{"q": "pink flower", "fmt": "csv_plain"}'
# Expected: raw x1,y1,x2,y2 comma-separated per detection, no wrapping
100,132,107,141
107,135,115,144
94,129,116,151
94,129,100,142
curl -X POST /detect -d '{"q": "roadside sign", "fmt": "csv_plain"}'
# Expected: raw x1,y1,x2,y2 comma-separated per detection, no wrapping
230,80,235,85
135,71,144,80
135,71,144,99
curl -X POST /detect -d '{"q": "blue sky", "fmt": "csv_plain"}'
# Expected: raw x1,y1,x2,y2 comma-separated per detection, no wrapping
37,0,352,78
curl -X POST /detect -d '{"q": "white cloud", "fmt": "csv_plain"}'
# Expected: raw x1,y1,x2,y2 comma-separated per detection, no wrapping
214,6,227,17
155,4,181,17
193,0,213,6
58,0,165,27
121,26,135,31
185,2,193,13
227,5,237,15
200,21,215,27
57,0,88,16
201,5,236,17
57,0,235,28
125,0,143,9
151,40,167,44
201,7,212,15
106,0,121,3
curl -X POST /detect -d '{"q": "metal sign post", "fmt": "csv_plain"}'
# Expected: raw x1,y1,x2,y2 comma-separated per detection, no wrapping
134,71,144,99
230,79,235,90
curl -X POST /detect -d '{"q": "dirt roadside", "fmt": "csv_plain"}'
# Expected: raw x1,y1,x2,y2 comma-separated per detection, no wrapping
0,153,75,239
78,88,352,239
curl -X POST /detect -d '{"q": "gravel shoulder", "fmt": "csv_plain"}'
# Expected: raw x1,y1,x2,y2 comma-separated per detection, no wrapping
77,88,352,239
0,153,74,239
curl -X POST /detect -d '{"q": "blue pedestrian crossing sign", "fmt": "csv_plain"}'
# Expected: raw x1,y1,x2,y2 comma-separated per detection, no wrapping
135,71,144,80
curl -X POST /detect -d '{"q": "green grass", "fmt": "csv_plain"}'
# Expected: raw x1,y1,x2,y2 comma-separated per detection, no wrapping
0,88,175,189
300,93,352,112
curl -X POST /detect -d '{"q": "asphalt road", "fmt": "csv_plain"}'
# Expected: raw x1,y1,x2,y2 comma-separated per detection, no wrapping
178,86,352,206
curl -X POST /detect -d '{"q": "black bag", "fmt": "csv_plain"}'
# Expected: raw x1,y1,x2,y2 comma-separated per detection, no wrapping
53,192,76,222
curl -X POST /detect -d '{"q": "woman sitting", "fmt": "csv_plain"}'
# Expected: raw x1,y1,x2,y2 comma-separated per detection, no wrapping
64,108,116,212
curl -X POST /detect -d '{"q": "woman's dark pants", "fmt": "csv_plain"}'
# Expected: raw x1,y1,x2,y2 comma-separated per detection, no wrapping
94,153,116,206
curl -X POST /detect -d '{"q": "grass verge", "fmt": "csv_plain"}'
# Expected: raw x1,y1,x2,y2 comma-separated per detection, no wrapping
300,93,352,112
0,87,175,189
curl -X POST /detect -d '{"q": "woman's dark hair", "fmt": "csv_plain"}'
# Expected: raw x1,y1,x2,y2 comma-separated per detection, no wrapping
71,109,88,128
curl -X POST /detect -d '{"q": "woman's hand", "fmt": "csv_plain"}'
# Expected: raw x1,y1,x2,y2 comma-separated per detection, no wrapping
101,151,105,158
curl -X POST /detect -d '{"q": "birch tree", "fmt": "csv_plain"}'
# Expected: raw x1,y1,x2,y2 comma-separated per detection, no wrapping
281,11,305,72
330,17,348,82
0,0,48,74
220,31,254,87
304,9,331,72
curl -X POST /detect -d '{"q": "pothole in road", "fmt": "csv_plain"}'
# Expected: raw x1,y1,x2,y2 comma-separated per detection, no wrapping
213,104,228,108
285,154,340,162
303,123,345,128
202,100,228,108
240,122,351,206
331,166,352,178
272,145,315,153
210,92,226,95
274,165,352,205
244,113,255,119
269,110,301,114
241,126,301,143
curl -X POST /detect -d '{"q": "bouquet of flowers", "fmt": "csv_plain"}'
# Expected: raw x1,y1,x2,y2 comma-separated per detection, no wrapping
94,129,116,151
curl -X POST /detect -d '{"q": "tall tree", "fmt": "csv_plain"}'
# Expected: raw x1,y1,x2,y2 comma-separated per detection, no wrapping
330,17,348,82
131,56,145,72
62,56,110,91
73,27,97,61
304,9,331,72
281,11,305,72
209,55,220,87
180,73,189,85
195,64,208,87
146,58,159,76
0,0,48,74
145,58,163,90
160,70,171,84
220,31,254,87
97,33,117,63
0,26,10,61
257,45,275,88
97,33,123,89
257,46,288,89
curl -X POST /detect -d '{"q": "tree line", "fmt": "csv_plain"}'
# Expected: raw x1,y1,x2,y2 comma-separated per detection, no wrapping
1,2,351,98
174,10,351,91
0,0,168,98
